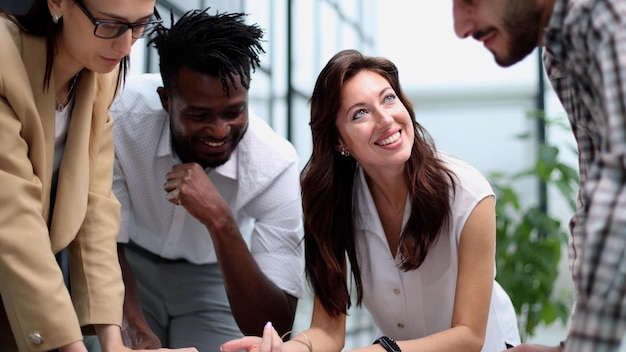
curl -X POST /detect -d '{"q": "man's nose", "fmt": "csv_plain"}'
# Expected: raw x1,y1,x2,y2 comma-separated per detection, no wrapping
452,0,475,39
209,119,230,139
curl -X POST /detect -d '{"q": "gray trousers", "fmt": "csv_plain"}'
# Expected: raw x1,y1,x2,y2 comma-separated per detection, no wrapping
125,244,241,352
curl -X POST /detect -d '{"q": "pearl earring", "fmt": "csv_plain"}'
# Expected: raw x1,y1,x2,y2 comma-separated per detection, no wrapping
339,147,351,157
52,14,60,24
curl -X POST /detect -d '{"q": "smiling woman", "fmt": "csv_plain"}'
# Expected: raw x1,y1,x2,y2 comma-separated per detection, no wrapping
221,48,521,352
0,0,195,351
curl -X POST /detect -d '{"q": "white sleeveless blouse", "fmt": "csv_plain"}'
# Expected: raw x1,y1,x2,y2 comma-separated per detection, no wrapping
353,152,521,351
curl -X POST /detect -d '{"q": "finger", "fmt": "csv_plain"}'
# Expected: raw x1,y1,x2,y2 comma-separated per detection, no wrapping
221,337,262,351
163,177,180,192
271,328,283,349
165,165,184,180
134,341,160,349
165,190,180,205
260,321,274,352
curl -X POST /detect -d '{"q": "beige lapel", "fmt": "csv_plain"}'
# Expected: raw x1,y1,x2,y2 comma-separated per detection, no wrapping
49,72,95,252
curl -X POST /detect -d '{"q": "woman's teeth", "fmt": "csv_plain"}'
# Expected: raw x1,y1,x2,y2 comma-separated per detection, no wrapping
377,131,400,146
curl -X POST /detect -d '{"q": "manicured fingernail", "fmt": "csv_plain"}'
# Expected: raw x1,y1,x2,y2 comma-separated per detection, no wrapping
265,321,273,330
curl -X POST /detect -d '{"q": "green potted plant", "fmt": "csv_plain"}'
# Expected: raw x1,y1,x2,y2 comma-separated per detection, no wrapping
489,113,578,341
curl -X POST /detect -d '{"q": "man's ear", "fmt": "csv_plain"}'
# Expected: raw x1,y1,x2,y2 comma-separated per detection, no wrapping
157,87,170,113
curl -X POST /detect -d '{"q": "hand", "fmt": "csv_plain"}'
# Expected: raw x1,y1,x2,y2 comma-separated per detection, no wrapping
505,344,563,352
95,324,198,352
163,163,230,226
121,314,162,349
221,322,283,352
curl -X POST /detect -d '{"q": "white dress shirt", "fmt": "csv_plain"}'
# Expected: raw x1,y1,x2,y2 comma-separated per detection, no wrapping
110,73,304,297
354,152,521,351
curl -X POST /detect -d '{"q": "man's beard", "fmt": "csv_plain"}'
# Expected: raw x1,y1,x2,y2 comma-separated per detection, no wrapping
495,2,543,67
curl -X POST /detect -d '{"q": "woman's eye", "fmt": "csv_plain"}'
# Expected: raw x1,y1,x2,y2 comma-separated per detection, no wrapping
353,109,366,120
384,94,396,103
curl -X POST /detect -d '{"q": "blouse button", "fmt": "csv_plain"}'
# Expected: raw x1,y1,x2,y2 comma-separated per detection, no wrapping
397,323,405,328
393,288,401,295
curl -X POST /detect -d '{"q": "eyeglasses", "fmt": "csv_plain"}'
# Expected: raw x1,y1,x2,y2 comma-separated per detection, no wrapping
73,0,162,39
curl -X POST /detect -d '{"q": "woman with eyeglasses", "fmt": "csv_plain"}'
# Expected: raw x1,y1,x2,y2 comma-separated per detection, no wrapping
0,1,197,351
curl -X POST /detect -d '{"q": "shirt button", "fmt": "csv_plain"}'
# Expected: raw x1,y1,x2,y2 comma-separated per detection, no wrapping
393,288,401,295
397,323,405,329
29,332,43,345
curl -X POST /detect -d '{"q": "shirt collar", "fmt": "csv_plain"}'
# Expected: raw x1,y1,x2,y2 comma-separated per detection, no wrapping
354,165,378,232
353,165,410,233
156,115,174,159
215,148,239,180
543,0,569,60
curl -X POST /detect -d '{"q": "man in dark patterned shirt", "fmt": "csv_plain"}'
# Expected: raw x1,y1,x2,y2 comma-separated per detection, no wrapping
452,0,626,351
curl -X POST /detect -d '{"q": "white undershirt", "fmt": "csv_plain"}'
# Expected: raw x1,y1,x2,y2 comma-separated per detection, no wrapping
52,96,73,196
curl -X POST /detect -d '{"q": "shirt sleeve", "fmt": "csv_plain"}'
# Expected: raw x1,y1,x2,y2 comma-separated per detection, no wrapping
566,19,626,351
247,157,305,298
113,148,133,244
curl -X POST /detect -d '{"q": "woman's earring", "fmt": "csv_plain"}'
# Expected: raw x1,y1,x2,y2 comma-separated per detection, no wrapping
52,14,60,24
339,147,351,157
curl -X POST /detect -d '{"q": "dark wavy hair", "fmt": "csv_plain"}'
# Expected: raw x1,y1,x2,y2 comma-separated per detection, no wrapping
302,49,456,317
149,8,264,96
5,0,128,90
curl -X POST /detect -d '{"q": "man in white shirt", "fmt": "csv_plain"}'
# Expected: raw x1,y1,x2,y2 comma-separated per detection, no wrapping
110,9,304,352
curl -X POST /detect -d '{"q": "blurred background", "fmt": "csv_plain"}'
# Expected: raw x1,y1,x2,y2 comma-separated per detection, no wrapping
0,0,578,348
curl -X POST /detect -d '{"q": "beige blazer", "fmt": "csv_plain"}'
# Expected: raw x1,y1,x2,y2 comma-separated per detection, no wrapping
0,16,124,351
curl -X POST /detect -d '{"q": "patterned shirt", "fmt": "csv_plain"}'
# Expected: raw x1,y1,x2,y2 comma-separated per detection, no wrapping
543,0,626,350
